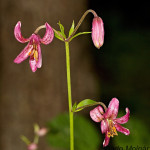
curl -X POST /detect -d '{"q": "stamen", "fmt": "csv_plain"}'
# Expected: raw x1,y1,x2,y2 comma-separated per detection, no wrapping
107,120,118,138
28,51,32,56
34,51,38,61
28,43,38,62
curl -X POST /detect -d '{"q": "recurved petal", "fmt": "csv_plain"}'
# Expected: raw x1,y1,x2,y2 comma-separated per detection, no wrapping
14,44,33,64
36,44,42,68
101,120,109,134
115,123,130,135
90,106,104,122
104,98,119,119
115,108,130,124
14,21,29,43
29,58,37,72
40,22,54,45
103,132,110,147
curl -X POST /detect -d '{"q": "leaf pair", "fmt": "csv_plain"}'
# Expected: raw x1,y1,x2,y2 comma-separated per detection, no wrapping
54,21,91,42
54,21,66,41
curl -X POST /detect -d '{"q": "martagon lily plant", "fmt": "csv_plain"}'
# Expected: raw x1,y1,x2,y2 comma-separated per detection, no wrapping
14,9,130,150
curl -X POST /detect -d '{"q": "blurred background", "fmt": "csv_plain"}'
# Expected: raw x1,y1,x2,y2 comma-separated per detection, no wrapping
0,0,150,150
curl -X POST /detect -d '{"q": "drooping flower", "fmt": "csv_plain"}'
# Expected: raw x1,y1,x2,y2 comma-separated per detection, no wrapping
28,143,37,150
14,21,54,72
92,16,104,49
36,127,48,137
90,98,130,147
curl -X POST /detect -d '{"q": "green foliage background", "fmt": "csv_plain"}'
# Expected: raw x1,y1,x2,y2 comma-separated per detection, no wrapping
47,113,101,150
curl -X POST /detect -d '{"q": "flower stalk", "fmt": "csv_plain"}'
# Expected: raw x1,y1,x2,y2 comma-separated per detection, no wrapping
65,9,98,42
51,9,104,150
65,42,74,150
34,25,46,34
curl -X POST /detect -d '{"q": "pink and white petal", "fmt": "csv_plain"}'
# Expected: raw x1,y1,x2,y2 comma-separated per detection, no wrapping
104,98,119,119
90,106,104,122
14,21,29,43
29,58,37,72
101,120,109,134
115,108,130,124
36,45,42,68
40,22,54,45
115,123,130,135
14,44,33,64
103,132,110,147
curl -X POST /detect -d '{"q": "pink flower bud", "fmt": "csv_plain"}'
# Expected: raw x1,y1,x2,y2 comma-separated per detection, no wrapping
36,128,48,137
92,17,104,49
28,143,37,150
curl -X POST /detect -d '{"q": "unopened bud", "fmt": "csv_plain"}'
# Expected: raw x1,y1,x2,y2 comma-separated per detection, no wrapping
36,128,48,137
28,143,37,150
92,17,104,49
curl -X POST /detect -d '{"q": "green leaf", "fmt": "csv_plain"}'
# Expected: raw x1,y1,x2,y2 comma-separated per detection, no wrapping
46,113,101,150
21,135,31,145
72,102,77,112
74,99,97,112
70,31,91,41
68,20,75,37
34,123,39,133
57,21,66,38
54,31,64,41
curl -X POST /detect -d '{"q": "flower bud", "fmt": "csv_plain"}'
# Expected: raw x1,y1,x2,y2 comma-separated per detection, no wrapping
92,17,104,49
28,143,37,150
36,128,48,137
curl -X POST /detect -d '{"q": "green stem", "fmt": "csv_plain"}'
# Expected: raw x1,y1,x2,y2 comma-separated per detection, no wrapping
65,42,74,150
34,25,45,34
65,9,98,42
33,135,39,144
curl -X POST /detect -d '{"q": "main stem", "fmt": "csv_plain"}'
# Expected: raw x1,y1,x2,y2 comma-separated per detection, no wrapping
65,42,74,150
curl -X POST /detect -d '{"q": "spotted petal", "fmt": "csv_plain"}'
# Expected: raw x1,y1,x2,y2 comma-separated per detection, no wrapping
115,123,130,135
40,22,54,45
104,98,119,119
90,106,104,122
115,108,130,124
103,131,110,147
14,21,29,43
101,120,109,134
36,44,42,68
14,44,33,64
29,57,37,72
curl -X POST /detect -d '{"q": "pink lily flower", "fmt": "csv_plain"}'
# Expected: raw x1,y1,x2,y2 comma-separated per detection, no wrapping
14,21,54,72
36,127,48,137
90,98,130,147
28,143,37,150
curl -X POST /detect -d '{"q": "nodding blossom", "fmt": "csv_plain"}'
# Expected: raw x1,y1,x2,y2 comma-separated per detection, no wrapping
14,21,54,72
28,143,37,150
92,16,104,49
36,127,48,137
90,98,130,147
